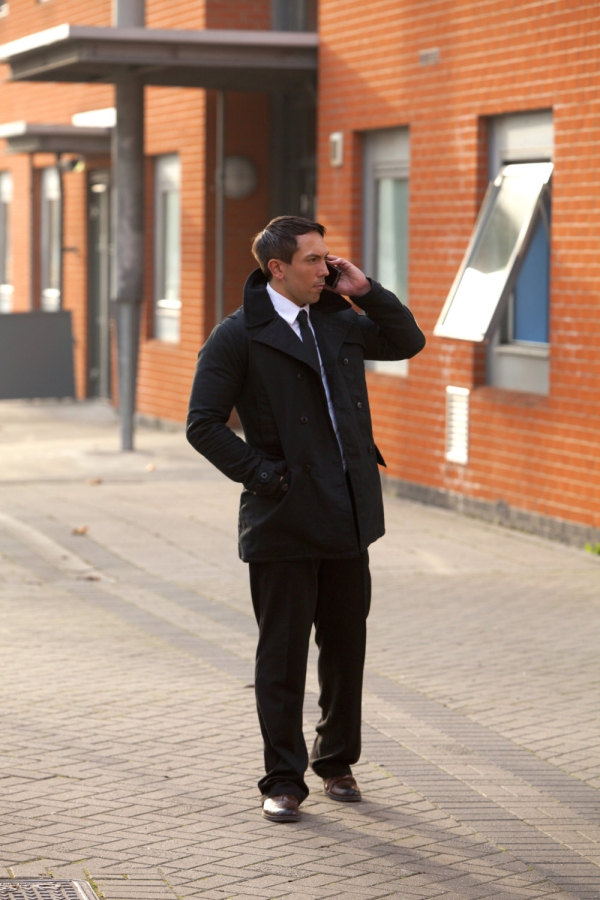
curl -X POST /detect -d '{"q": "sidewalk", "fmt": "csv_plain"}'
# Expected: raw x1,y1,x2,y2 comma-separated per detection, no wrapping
1,400,599,900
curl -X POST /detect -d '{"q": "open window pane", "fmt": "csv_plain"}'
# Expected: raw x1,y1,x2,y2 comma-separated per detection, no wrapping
434,162,553,342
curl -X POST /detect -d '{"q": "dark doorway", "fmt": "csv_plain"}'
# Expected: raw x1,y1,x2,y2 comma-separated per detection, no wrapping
87,169,111,398
270,89,316,220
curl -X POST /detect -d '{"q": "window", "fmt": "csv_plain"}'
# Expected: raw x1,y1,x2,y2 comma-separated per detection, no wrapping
40,166,62,312
271,0,317,30
0,171,12,313
435,110,553,395
363,127,409,376
434,162,552,343
154,154,181,343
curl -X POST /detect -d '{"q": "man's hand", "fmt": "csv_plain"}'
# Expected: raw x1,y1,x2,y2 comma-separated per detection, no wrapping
327,255,370,298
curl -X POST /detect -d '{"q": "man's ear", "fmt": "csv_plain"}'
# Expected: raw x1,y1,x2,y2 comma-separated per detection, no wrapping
268,258,285,281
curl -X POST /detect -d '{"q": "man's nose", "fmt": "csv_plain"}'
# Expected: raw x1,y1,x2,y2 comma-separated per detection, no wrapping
317,260,329,277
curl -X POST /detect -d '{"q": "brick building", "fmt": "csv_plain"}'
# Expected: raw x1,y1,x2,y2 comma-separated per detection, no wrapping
1,0,599,546
317,0,600,546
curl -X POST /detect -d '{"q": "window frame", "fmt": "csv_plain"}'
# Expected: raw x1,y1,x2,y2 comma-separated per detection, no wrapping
486,110,554,395
154,153,182,344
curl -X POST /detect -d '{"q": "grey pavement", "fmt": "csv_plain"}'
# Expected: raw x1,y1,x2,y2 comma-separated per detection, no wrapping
1,399,599,900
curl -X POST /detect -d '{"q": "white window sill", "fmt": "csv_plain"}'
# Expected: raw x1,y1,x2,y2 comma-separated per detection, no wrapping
488,342,549,395
494,342,549,359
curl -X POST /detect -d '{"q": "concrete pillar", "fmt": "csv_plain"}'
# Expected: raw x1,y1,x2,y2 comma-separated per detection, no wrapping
113,0,145,27
113,74,144,451
111,0,145,450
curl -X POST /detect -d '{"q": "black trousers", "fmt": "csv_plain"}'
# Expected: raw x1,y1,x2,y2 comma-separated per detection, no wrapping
249,550,371,802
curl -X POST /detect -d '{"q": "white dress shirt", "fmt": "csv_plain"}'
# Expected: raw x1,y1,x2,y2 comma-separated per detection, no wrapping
266,282,346,466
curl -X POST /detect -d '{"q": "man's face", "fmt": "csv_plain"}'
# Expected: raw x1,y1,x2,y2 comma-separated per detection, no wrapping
268,231,330,307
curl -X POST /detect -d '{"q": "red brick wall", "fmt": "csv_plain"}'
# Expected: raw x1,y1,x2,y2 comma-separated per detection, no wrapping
137,86,209,423
318,0,600,531
0,0,113,393
134,0,271,421
0,0,271,414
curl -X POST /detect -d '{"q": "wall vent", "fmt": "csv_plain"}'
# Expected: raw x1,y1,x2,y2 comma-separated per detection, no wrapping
445,386,469,464
419,47,440,66
329,132,344,167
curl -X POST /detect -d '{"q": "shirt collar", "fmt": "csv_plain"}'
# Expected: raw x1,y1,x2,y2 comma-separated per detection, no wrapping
266,281,309,327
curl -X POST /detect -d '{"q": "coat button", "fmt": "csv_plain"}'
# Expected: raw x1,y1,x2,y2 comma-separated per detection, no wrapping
356,401,363,409
367,445,374,453
281,482,289,492
300,416,308,424
304,463,312,472
341,358,349,366
297,372,304,380
260,471,269,481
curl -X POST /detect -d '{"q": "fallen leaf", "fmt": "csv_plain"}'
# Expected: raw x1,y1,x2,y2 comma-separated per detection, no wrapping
72,526,89,536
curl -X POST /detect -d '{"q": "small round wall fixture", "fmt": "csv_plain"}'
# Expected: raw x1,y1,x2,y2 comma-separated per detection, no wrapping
223,155,258,199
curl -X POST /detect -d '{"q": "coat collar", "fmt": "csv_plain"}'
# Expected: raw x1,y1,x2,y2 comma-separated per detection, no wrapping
243,268,357,376
243,267,350,327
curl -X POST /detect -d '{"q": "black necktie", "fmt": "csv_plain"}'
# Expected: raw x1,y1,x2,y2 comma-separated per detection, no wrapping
296,309,321,372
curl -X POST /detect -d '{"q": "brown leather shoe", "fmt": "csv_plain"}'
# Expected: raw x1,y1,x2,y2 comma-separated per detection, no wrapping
323,774,362,802
262,794,300,822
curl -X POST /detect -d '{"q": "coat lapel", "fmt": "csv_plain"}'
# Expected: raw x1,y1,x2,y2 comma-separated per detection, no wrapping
252,314,322,376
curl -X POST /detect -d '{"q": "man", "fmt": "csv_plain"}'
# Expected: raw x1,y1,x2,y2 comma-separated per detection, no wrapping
187,216,425,822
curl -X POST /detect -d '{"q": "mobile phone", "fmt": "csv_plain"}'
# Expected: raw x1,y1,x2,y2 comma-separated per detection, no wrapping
325,261,342,290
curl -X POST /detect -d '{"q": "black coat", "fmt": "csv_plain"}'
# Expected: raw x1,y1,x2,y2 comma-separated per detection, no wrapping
187,268,425,562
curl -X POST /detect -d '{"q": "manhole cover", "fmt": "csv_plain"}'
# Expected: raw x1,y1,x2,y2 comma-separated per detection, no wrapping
0,882,98,900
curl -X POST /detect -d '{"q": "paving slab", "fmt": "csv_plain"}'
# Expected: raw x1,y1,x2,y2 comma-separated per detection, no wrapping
0,400,599,899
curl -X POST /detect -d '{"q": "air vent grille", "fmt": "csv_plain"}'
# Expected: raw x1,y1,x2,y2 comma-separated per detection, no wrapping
445,386,469,464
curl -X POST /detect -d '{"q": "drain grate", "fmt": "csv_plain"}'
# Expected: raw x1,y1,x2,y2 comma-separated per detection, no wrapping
0,882,98,900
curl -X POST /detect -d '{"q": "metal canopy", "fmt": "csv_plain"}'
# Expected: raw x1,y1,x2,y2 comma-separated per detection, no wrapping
0,120,111,154
0,25,318,92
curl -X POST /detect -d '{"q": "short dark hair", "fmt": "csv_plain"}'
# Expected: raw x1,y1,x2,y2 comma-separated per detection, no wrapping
252,216,326,278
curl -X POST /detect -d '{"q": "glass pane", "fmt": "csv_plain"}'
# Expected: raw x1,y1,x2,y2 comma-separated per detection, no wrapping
469,175,542,275
436,162,552,342
272,0,316,30
0,197,8,283
156,185,181,343
0,172,12,312
513,214,550,343
163,190,181,302
376,177,408,305
40,169,62,312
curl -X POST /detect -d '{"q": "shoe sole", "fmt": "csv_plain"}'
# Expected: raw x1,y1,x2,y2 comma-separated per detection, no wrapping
324,790,362,802
262,809,300,822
